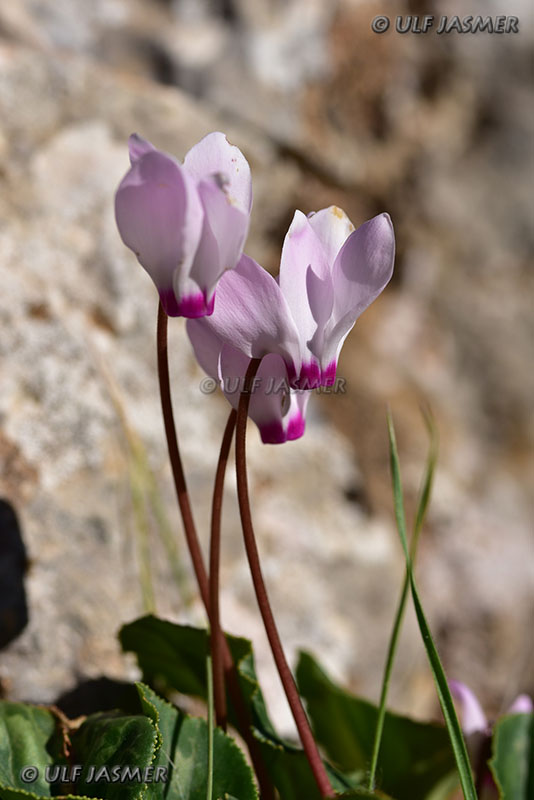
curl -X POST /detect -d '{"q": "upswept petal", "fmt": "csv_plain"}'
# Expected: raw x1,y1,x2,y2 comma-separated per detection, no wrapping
507,694,534,715
449,680,489,736
183,131,252,213
187,175,250,307
330,213,394,330
186,317,221,380
319,213,394,365
279,210,335,384
128,133,156,164
115,149,204,316
200,254,302,384
279,210,330,342
307,206,355,266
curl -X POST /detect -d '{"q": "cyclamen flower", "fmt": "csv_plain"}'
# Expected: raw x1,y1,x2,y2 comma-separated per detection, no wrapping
190,206,395,389
450,680,533,797
450,680,533,736
115,132,252,318
187,206,394,443
187,283,310,444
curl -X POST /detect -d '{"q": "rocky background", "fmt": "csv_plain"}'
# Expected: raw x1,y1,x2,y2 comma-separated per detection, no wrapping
0,0,532,737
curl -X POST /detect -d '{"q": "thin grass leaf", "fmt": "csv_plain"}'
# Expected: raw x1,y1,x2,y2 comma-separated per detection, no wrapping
386,410,477,800
368,407,438,790
412,404,438,543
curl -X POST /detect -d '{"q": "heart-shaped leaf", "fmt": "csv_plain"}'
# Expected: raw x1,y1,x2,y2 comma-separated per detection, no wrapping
119,616,355,799
136,682,258,800
296,651,455,800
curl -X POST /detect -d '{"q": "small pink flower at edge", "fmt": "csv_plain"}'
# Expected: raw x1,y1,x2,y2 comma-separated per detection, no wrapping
450,679,533,796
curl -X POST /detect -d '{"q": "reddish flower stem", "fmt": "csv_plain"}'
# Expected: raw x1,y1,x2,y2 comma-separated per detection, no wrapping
209,408,237,731
235,358,334,799
156,304,274,800
156,303,210,610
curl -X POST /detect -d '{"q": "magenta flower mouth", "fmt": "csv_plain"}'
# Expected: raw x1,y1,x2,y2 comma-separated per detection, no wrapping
159,287,215,319
293,360,336,390
177,291,215,319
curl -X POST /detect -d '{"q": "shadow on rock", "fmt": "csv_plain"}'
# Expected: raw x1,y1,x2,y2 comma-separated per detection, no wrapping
55,677,142,718
0,498,29,650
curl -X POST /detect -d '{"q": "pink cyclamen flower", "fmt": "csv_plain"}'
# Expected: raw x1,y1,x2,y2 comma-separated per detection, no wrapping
450,680,533,795
187,291,310,444
189,206,395,389
114,132,252,318
450,680,533,735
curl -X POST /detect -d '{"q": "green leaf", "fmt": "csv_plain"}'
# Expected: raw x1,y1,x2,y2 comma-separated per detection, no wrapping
0,701,97,800
386,412,477,800
119,616,353,799
71,711,158,799
334,792,394,799
119,617,273,737
0,702,56,795
489,712,534,799
136,683,258,800
296,651,454,799
0,702,57,799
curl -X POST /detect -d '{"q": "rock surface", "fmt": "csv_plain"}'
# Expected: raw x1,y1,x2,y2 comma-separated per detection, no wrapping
0,0,532,738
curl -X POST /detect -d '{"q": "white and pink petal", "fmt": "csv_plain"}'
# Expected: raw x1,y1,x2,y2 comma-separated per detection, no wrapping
203,254,302,384
183,131,252,213
307,206,355,266
449,680,489,736
128,133,157,164
187,175,250,309
115,149,204,317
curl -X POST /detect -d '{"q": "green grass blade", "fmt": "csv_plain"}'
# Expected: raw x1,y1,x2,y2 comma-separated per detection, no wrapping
386,411,477,800
368,408,438,790
368,574,410,790
412,404,439,545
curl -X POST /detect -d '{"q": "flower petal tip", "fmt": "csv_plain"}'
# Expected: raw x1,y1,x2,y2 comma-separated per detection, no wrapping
286,412,306,441
321,360,337,386
128,133,156,164
508,694,534,715
259,421,287,445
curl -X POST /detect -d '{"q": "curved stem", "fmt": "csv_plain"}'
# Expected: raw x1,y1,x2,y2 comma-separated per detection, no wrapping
210,408,237,731
235,358,333,799
156,305,274,799
157,303,210,609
